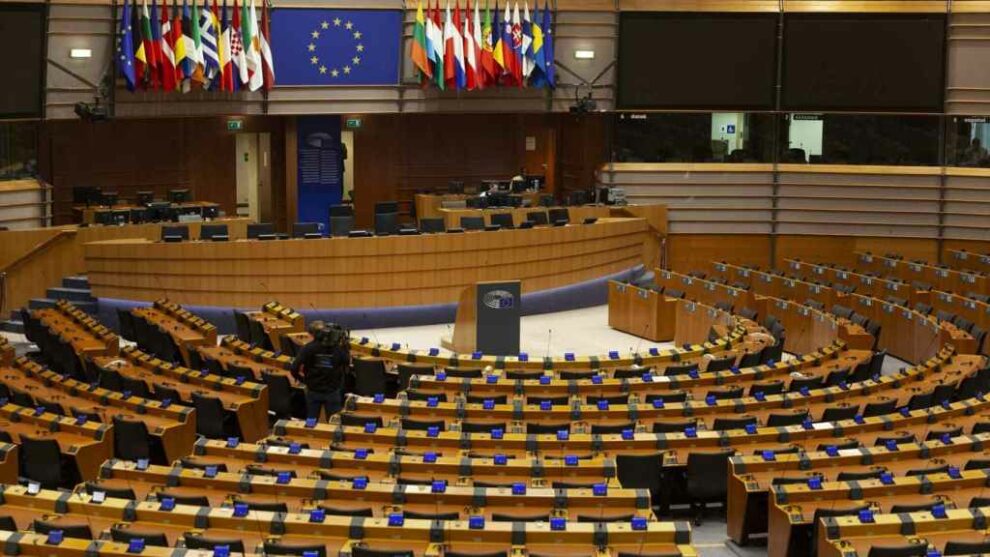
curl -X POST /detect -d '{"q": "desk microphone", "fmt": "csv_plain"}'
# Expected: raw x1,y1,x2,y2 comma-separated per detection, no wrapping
258,282,272,301
545,329,553,360
633,323,650,357
153,275,170,301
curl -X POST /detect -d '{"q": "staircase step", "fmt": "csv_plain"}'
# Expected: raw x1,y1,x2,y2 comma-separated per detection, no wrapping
62,276,90,290
0,320,24,334
46,287,95,302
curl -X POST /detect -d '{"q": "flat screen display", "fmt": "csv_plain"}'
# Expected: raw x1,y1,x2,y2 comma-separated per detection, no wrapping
0,3,45,118
617,12,778,110
782,14,946,112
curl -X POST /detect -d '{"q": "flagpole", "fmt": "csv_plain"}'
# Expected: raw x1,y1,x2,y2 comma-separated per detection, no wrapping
110,0,119,116
261,0,269,114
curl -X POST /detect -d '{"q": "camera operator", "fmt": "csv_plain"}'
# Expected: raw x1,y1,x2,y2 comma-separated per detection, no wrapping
290,320,351,421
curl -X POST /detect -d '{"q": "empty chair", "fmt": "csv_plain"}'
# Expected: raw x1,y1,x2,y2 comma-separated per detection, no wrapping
248,319,274,351
120,375,150,399
874,432,916,447
824,368,850,387
905,464,950,477
461,421,506,434
559,369,599,380
153,492,210,506
766,411,809,427
644,391,688,404
652,420,697,433
820,403,859,423
804,298,824,311
748,380,784,397
83,482,136,500
490,212,515,229
401,418,445,432
706,386,744,400
230,499,289,513
262,371,302,419
527,422,571,434
263,541,328,557
109,526,169,547
374,202,399,235
504,369,543,380
712,416,757,431
183,534,246,554
955,317,976,333
329,205,354,237
547,207,569,225
32,520,92,539
460,216,485,231
686,450,735,524
913,302,933,315
405,390,446,402
586,394,630,406
418,218,445,234
199,224,228,240
738,307,758,321
353,357,389,397
396,363,434,390
830,305,853,319
835,469,885,482
664,288,685,299
191,392,238,439
292,222,321,238
615,452,662,493
233,311,253,343
944,541,990,556
19,435,78,489
737,351,762,368
466,394,508,405
590,422,636,434
247,223,275,239
160,225,189,241
906,390,934,410
526,211,549,225
527,395,569,406
340,413,384,428
936,309,956,323
613,366,651,379
865,543,927,557
443,367,483,378
706,355,735,373
112,415,152,462
788,375,823,393
863,398,897,417
663,363,698,377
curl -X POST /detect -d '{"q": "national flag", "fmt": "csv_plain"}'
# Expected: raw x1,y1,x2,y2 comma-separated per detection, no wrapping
141,0,161,89
424,0,438,81
529,0,548,87
180,0,196,81
200,0,221,88
431,0,445,90
159,0,177,90
479,0,495,86
520,1,533,79
190,0,205,83
510,2,523,86
116,0,137,91
463,0,477,90
542,0,554,88
246,0,263,90
442,2,456,89
172,0,187,85
132,0,147,88
453,1,466,89
220,0,234,91
231,0,248,87
496,2,515,85
259,0,274,90
411,0,431,83
491,0,504,80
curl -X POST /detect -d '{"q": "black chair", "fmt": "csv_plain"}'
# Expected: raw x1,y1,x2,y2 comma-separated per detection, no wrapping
613,366,651,379
83,481,136,500
863,398,898,417
466,394,508,405
443,367,483,378
374,202,399,236
526,211,549,225
116,309,137,341
874,432,916,447
0,516,15,532
191,392,238,439
865,544,927,557
706,356,735,373
160,225,189,241
712,416,757,431
401,418,446,432
292,222,321,238
527,395,569,407
526,422,571,434
353,357,390,397
340,413,384,428
652,420,697,433
615,452,662,493
153,491,210,506
247,223,275,239
317,505,373,517
820,404,859,423
586,394,630,406
263,541,328,557
663,363,698,377
766,411,809,427
547,207,569,225
32,520,92,539
120,375,151,399
262,371,302,419
396,363,434,390
109,526,169,547
490,212,514,229
686,450,735,524
748,380,784,397
706,386,744,400
19,436,78,489
504,369,543,380
944,541,990,556
788,375,823,393
112,415,152,462
405,390,446,402
183,534,246,554
351,548,413,557
806,505,871,557
418,218,445,234
460,216,485,231
233,311,253,343
559,369,598,380
199,224,228,241
230,499,289,513
737,351,763,368
817,439,860,452
905,464,950,477
461,421,506,434
591,422,636,434
644,391,688,404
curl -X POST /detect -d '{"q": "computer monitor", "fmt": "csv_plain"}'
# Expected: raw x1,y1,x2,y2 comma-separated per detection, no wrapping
100,191,118,207
72,186,101,206
448,180,465,194
135,191,155,206
168,189,191,204
201,205,219,219
146,202,174,222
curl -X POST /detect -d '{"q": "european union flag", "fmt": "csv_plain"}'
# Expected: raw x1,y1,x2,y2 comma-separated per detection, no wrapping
271,9,402,86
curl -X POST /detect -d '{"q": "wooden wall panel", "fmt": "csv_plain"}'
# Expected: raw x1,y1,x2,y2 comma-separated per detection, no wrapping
41,116,285,226
775,235,938,269
666,233,772,272
558,112,608,195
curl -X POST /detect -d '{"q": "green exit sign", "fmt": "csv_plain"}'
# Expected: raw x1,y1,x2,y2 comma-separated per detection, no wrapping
345,118,362,129
227,119,243,131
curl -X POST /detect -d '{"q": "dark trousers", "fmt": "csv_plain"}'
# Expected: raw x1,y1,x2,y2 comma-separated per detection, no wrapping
305,388,342,421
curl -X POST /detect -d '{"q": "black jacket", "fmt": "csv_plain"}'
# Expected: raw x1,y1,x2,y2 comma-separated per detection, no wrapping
290,341,349,393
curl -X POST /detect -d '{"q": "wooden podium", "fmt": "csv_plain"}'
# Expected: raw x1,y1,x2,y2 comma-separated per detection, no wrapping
442,281,521,355
607,281,677,342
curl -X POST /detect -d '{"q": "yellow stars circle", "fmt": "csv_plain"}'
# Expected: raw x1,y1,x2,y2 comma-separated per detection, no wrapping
309,15,365,82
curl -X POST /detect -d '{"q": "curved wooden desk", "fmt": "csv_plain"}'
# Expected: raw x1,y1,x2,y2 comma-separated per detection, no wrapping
84,217,651,309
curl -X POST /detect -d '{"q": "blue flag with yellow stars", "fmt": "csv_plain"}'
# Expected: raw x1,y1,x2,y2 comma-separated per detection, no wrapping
271,9,402,86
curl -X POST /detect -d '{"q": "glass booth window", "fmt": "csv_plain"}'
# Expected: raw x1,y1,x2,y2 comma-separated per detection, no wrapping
779,113,940,166
947,116,990,168
613,112,775,163
0,121,39,180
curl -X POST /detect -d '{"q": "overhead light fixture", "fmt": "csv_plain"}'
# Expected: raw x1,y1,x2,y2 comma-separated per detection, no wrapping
574,50,595,60
70,48,92,59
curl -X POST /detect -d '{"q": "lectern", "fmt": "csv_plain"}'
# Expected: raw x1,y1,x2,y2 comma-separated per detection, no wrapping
442,281,521,355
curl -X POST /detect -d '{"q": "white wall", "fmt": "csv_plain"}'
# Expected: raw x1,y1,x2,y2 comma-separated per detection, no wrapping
787,118,823,157
710,113,747,157
235,134,258,220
